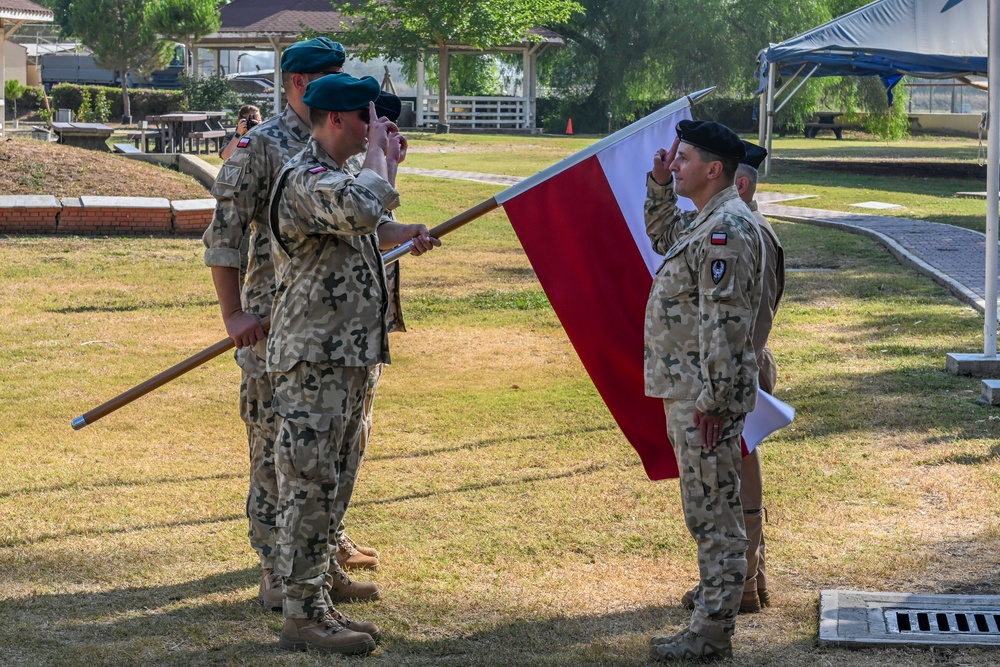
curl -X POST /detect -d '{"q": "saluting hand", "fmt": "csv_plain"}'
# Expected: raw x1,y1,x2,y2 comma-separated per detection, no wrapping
652,135,680,185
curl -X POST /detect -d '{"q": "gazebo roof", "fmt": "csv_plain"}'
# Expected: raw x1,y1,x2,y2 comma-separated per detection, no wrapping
0,0,54,21
201,0,563,52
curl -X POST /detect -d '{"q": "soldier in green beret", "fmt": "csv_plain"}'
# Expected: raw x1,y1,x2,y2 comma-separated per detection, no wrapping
267,73,439,655
203,37,386,615
644,120,764,661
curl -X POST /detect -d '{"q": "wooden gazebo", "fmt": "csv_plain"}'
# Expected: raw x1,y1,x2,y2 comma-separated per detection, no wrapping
0,0,52,137
197,0,563,131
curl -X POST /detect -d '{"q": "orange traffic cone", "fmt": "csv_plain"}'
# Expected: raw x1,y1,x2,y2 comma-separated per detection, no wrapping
566,118,573,135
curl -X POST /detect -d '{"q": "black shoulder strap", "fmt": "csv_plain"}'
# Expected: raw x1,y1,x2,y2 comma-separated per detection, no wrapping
269,168,293,257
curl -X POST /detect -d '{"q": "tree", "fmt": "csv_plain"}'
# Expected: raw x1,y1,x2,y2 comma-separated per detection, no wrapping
68,0,174,121
335,0,583,132
145,0,221,79
4,80,25,120
542,0,834,131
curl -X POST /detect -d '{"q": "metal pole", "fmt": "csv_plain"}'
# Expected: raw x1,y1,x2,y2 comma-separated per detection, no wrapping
986,0,999,356
764,63,777,177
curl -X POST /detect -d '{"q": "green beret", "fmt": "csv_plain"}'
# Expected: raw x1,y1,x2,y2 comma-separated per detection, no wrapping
303,72,380,112
740,141,767,169
280,37,346,74
676,120,745,160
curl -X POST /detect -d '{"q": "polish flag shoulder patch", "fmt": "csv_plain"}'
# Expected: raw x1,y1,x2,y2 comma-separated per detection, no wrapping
308,165,328,174
237,137,251,148
710,232,727,245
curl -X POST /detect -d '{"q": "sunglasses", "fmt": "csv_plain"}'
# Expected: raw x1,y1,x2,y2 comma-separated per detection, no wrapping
358,107,370,124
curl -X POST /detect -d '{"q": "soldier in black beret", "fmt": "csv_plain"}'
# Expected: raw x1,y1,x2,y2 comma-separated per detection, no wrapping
644,119,765,661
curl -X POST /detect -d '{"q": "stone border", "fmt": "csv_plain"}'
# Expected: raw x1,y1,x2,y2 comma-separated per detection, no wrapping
0,195,216,236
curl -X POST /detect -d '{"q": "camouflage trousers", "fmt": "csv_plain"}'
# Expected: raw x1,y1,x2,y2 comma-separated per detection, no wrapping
664,399,749,641
239,349,381,571
271,362,372,620
238,348,278,570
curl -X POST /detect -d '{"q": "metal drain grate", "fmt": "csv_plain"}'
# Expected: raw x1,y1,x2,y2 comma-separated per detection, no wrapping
885,609,1000,635
820,590,1000,647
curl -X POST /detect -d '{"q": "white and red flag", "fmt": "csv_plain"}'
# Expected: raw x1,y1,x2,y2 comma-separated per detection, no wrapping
495,91,794,481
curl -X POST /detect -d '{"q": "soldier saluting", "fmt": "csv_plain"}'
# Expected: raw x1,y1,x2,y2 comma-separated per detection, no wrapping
643,120,764,662
267,72,438,655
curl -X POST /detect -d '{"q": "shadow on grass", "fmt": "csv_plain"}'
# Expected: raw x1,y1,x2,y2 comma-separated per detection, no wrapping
0,575,696,667
0,512,245,549
0,472,242,501
367,425,618,463
52,298,218,314
353,460,627,510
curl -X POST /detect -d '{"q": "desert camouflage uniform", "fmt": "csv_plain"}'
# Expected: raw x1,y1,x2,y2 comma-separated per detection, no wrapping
741,199,785,603
204,106,402,571
267,139,398,619
644,174,763,641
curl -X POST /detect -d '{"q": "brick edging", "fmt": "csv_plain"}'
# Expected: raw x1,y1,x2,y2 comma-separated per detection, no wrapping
0,195,216,236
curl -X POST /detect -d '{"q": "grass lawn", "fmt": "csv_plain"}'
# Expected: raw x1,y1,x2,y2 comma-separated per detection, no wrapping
1,132,999,666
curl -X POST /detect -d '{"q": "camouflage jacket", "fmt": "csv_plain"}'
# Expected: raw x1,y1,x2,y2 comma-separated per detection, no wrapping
203,105,310,321
202,105,405,371
749,200,785,358
643,174,764,415
266,139,400,373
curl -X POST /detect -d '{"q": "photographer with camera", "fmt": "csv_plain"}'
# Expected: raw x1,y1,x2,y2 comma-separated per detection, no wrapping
219,104,263,160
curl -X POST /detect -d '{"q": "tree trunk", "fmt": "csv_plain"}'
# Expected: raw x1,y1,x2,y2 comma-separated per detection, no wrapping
437,41,449,133
121,77,131,120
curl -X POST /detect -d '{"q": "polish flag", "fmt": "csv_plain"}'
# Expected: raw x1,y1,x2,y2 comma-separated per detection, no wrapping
495,91,794,481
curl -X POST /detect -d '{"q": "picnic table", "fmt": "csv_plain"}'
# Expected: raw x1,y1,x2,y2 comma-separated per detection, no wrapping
51,122,115,151
804,112,844,139
148,112,228,153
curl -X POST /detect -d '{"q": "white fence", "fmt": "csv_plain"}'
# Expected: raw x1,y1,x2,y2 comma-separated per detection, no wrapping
418,96,532,130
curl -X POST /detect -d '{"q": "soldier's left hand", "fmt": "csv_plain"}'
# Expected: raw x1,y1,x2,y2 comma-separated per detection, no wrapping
694,409,724,450
387,132,408,165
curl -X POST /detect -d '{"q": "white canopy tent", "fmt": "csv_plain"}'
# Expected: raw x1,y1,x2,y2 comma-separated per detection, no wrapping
0,0,53,137
758,0,999,364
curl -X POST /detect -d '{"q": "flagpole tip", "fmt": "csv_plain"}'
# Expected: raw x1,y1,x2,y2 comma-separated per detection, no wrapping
686,87,717,106
72,416,87,430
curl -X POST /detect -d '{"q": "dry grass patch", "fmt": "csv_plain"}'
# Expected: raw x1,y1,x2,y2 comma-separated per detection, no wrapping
0,136,209,198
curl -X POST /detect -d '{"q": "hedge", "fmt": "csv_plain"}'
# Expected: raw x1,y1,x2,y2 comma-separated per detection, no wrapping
49,83,185,120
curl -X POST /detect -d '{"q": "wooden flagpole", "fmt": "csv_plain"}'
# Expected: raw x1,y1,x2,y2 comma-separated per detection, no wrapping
71,198,501,430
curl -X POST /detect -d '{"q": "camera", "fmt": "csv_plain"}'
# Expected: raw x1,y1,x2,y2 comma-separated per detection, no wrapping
245,117,259,130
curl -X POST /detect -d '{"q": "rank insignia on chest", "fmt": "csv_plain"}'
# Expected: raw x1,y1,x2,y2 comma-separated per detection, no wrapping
237,137,250,148
308,165,328,174
711,232,727,245
711,259,727,284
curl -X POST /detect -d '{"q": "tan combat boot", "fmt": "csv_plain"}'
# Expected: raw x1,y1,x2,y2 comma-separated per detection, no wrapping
649,629,732,662
278,613,375,655
328,606,383,643
335,534,381,571
327,563,381,602
258,569,283,612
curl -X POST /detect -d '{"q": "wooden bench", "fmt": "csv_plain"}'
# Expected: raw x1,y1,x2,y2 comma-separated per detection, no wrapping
51,122,115,151
186,130,227,153
129,129,162,153
804,112,844,139
113,143,143,154
804,122,843,139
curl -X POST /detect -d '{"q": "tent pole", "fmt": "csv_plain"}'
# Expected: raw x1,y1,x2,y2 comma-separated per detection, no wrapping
774,65,818,114
986,0,999,356
764,63,776,176
758,89,766,149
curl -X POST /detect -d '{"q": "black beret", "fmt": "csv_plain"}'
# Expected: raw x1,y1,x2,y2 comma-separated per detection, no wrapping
740,141,767,169
303,72,380,112
374,91,401,122
676,119,745,160
280,37,346,74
